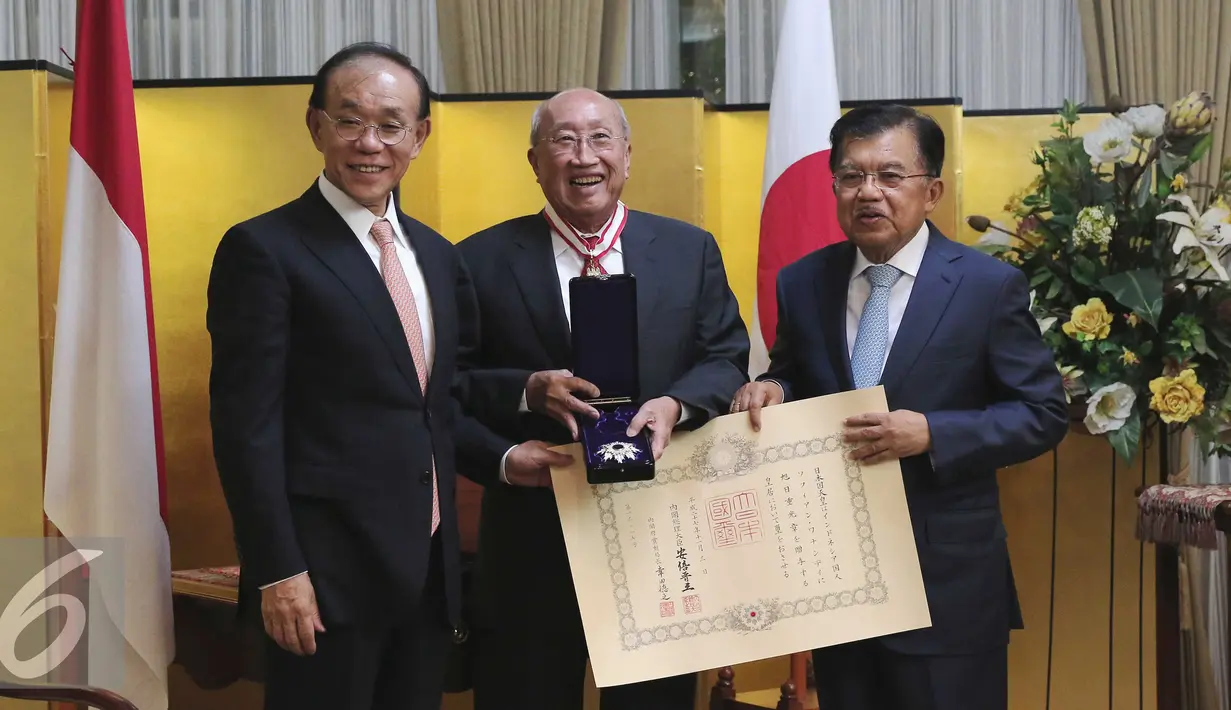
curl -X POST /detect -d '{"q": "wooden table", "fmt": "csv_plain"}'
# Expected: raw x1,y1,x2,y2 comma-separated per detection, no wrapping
170,566,266,689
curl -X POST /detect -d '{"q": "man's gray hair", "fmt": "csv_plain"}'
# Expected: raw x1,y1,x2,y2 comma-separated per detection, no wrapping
529,89,631,146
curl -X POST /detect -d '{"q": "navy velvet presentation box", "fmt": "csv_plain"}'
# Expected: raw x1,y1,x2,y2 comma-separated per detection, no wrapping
569,274,655,485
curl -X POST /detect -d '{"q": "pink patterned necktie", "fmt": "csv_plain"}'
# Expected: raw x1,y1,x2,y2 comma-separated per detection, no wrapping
370,218,439,536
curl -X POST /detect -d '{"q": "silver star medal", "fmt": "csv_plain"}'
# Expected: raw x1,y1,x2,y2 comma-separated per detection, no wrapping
597,441,641,463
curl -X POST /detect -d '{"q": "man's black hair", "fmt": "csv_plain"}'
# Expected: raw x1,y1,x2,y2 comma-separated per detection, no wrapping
308,42,431,121
828,104,944,177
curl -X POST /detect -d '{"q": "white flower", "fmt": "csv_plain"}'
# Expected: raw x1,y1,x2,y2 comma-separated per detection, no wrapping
1158,194,1231,281
1058,364,1087,404
1084,382,1137,434
1120,105,1166,139
1083,117,1134,165
1029,290,1057,333
1073,206,1116,248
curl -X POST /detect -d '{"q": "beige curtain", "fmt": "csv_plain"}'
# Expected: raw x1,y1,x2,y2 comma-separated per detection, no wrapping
1078,0,1231,185
437,0,630,93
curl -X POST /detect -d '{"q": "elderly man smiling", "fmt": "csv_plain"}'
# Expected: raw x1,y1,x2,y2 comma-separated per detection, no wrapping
454,88,750,710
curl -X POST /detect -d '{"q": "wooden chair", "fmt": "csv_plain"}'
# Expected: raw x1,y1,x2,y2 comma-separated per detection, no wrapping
0,681,138,710
709,666,805,710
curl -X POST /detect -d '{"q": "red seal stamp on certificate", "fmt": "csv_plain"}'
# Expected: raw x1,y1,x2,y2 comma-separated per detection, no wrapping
706,490,764,548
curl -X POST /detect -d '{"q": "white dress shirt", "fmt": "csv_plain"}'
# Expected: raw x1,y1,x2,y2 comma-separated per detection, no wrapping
499,203,691,483
260,176,435,590
318,172,435,372
845,221,930,368
762,222,930,403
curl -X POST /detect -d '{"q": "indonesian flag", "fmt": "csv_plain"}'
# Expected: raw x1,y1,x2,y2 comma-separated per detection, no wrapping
749,0,845,377
43,1,173,708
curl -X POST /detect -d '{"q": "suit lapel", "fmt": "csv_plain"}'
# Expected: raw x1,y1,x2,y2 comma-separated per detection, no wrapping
508,217,571,365
619,212,662,343
879,229,963,396
818,242,856,391
292,185,425,398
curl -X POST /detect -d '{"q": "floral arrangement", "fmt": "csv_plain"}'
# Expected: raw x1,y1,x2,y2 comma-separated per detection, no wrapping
968,92,1231,463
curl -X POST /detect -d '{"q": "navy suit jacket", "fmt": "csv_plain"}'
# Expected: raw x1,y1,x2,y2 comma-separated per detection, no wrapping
761,223,1067,655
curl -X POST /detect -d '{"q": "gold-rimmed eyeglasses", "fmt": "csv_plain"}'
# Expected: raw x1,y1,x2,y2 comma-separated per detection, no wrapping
833,170,934,191
319,109,410,146
539,131,625,156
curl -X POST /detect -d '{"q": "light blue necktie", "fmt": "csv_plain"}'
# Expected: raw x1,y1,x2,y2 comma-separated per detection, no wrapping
850,264,903,389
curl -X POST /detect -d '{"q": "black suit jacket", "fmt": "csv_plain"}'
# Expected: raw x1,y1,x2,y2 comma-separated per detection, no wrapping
207,182,490,628
451,210,750,617
761,224,1068,655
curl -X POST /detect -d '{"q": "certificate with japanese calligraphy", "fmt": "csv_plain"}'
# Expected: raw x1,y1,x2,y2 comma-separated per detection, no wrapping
549,386,931,688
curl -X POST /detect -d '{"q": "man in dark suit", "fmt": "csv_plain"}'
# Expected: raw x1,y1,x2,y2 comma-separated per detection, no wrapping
731,105,1068,710
207,43,503,710
452,88,750,710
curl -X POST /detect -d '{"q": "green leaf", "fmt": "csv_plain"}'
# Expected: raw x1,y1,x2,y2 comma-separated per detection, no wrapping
973,242,1012,256
1099,269,1164,327
1159,151,1187,179
1030,270,1053,288
1189,133,1215,164
1207,324,1231,354
1051,189,1078,217
1046,278,1063,300
1107,409,1142,465
1192,329,1211,356
1071,256,1101,286
1135,167,1154,208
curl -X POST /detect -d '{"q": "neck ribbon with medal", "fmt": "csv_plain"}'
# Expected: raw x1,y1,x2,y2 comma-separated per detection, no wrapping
542,201,628,278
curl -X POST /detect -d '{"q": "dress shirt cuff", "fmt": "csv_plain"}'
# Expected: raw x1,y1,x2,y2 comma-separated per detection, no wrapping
677,400,696,424
760,379,787,402
258,571,306,590
519,389,529,413
499,444,517,484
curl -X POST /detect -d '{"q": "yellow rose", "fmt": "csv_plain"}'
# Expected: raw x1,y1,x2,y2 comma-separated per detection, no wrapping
1126,313,1140,327
1121,348,1139,366
1148,369,1206,423
1062,298,1114,341
1171,173,1188,192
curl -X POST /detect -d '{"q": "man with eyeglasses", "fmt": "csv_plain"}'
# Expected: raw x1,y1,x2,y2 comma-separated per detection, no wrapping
207,42,497,710
452,87,749,710
730,104,1067,710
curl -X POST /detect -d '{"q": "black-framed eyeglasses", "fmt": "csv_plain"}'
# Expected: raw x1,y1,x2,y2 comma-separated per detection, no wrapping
539,130,626,155
319,109,410,146
833,170,935,191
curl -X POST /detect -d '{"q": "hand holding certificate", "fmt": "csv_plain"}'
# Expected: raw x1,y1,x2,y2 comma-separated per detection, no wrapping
549,387,932,688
